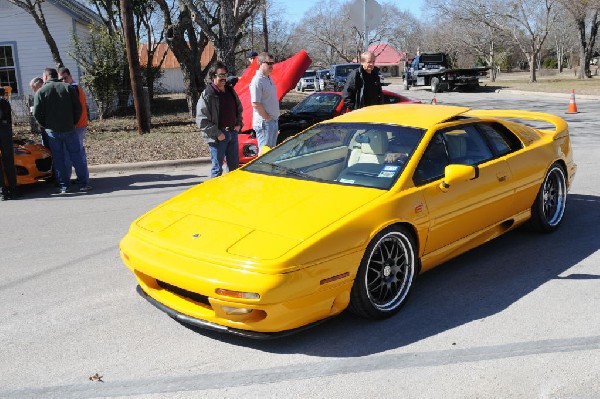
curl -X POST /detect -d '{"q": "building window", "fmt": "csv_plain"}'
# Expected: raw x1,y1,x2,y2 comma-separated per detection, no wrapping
0,45,18,94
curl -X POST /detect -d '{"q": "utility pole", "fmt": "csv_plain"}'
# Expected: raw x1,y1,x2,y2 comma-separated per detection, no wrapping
363,0,368,51
120,0,151,133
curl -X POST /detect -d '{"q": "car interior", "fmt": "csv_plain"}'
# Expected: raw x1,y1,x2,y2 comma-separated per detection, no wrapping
247,123,424,190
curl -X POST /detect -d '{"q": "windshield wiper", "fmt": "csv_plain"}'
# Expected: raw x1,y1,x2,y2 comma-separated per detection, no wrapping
255,162,324,181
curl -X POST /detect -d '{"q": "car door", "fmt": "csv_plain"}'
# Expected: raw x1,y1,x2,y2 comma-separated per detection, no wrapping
414,124,514,256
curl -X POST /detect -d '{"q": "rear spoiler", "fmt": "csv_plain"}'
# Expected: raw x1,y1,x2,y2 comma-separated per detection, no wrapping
464,109,568,137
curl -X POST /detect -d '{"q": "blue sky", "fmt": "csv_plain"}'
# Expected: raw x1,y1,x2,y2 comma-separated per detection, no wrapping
276,0,424,24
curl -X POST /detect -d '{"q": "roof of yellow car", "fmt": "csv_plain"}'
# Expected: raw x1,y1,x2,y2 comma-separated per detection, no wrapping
325,103,472,129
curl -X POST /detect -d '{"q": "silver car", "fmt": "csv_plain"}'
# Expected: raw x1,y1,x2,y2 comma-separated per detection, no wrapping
296,69,317,92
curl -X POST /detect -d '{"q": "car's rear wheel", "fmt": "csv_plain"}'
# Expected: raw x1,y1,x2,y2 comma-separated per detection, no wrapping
349,226,417,319
530,163,567,233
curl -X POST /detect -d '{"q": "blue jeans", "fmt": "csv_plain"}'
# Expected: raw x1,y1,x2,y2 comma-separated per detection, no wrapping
254,119,278,155
208,130,239,178
46,130,89,190
64,126,88,183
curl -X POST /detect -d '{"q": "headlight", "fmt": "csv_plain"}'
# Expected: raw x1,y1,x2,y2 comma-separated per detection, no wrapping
243,144,258,157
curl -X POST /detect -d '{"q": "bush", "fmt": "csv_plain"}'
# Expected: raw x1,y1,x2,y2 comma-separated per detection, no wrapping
70,25,126,119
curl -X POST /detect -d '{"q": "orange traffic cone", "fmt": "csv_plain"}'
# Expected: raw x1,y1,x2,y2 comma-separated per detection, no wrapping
566,89,578,114
431,97,437,105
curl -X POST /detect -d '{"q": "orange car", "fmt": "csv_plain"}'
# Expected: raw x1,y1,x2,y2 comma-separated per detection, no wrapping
4,139,53,185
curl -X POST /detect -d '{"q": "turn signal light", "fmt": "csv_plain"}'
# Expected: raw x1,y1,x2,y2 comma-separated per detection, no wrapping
215,288,260,299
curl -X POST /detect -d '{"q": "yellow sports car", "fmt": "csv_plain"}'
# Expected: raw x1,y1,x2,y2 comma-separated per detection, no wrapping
120,104,576,338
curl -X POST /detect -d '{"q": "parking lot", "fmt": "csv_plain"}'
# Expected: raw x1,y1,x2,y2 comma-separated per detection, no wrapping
1,87,599,398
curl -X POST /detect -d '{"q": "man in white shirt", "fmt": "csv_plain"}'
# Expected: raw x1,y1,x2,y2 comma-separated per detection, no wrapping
250,52,279,155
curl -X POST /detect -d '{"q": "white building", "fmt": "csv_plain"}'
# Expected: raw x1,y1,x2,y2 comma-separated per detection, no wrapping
0,0,101,116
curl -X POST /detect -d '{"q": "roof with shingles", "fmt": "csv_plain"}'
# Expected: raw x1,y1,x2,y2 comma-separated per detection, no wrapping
48,0,103,25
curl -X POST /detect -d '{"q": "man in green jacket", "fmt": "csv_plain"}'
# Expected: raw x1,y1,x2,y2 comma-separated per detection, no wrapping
33,67,90,195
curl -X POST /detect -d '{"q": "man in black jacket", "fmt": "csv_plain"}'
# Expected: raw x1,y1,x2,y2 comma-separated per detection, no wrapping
195,61,243,178
0,87,18,200
342,51,384,110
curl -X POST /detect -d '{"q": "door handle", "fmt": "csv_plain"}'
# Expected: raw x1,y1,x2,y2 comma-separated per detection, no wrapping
496,172,508,182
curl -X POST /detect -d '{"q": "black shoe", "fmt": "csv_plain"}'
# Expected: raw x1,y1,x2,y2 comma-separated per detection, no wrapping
8,188,20,199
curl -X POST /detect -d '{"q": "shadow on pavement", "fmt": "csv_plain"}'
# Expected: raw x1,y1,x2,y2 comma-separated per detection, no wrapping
13,172,205,199
190,193,600,356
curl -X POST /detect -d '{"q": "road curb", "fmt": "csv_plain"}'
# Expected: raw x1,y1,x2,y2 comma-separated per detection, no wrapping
89,157,211,173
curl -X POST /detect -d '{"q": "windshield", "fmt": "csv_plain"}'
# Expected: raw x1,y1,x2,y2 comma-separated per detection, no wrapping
290,93,341,115
335,64,360,76
303,70,316,77
244,122,425,190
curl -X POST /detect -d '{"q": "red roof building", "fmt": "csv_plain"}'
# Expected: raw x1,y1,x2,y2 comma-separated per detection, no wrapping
354,43,407,77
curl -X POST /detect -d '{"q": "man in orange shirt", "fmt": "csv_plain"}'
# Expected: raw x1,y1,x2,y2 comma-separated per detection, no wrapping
59,67,91,192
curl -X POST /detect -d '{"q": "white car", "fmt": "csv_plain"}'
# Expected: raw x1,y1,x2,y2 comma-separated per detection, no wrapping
296,69,317,92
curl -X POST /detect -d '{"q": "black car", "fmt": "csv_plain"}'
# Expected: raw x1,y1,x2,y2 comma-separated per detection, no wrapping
277,90,420,144
277,92,343,144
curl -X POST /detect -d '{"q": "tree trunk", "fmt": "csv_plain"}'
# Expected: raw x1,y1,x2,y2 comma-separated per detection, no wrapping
262,0,269,52
557,45,564,73
489,40,496,82
156,0,208,116
528,52,537,83
220,1,237,74
120,0,151,133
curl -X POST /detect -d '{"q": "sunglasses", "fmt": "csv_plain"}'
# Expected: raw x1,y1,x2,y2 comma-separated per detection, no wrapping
215,73,227,78
262,61,275,66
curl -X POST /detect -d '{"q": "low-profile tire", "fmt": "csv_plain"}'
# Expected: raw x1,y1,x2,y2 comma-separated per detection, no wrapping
431,77,440,93
349,226,418,319
530,163,567,233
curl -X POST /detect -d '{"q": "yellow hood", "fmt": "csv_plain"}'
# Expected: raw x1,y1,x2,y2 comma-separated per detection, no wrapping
135,171,383,262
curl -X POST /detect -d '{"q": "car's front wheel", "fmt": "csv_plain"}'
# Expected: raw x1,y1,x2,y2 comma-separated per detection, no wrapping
530,163,567,233
349,226,418,319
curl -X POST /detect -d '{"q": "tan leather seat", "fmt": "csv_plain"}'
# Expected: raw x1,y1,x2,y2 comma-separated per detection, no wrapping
348,131,389,166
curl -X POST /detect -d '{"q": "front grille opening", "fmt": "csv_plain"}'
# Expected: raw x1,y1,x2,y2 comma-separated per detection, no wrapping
35,157,52,172
157,280,211,307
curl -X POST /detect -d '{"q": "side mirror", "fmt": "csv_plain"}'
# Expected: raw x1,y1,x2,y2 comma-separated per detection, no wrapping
439,164,477,192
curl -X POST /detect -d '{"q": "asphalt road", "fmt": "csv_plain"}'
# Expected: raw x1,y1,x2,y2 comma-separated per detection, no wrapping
1,87,599,398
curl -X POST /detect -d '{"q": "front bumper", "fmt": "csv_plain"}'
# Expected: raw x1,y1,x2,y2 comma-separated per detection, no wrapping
137,285,329,339
121,232,358,335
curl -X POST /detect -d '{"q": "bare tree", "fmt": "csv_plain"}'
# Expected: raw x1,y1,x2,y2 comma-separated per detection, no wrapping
261,0,269,52
181,0,263,75
155,0,212,115
549,3,578,73
385,8,424,59
120,0,151,133
292,0,364,64
137,2,168,100
558,0,600,78
7,0,64,67
430,0,503,81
